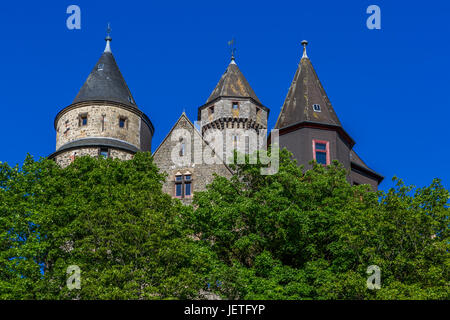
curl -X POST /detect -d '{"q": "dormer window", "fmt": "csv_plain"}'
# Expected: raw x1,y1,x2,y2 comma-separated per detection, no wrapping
97,63,104,71
313,104,321,112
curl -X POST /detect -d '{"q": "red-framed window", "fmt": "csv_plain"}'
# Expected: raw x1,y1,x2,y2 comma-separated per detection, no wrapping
312,140,330,165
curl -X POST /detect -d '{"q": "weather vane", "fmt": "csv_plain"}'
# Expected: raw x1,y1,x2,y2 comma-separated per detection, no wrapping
228,37,236,60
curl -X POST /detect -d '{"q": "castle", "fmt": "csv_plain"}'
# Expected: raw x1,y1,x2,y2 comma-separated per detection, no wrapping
49,33,383,203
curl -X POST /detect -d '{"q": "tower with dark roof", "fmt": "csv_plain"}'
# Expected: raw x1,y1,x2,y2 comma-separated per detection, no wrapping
50,29,154,167
197,55,270,161
274,41,383,189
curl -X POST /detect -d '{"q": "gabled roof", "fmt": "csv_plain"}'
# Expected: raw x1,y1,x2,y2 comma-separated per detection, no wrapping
275,43,341,129
72,39,137,108
206,58,261,104
153,112,234,175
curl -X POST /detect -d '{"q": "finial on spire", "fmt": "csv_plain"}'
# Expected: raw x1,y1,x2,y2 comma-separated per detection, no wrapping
301,40,308,59
228,37,236,64
104,23,112,53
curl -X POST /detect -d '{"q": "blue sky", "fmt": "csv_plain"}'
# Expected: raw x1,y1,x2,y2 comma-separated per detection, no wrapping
0,0,448,192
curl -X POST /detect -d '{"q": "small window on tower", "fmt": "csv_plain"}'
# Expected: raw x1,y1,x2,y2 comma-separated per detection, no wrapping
256,107,262,123
232,102,240,117
119,117,127,129
313,140,329,165
79,114,88,126
99,148,109,159
208,106,214,120
313,104,321,112
97,63,104,71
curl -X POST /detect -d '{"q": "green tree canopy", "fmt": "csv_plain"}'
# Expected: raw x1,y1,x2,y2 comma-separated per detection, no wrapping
0,150,448,300
0,153,216,299
184,149,449,299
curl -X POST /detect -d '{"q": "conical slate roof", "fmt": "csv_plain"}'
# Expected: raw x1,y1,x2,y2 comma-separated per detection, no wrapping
72,41,137,108
275,44,341,129
207,59,261,104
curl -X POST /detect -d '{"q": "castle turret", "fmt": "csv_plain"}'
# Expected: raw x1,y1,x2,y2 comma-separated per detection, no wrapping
49,27,154,167
275,41,383,189
197,55,269,159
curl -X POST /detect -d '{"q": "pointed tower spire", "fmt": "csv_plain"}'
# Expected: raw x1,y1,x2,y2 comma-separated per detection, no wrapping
206,58,260,104
275,41,342,129
104,23,112,53
205,39,259,103
72,26,137,108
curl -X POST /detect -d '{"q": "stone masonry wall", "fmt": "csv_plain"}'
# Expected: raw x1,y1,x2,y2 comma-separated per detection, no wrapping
56,104,142,150
153,114,233,204
200,98,268,164
200,98,268,128
55,147,133,168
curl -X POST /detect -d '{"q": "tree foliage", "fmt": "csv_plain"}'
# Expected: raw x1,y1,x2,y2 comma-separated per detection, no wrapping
0,153,216,299
184,149,449,299
0,150,448,299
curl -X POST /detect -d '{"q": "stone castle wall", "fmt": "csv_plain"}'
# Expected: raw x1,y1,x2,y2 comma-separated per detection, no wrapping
54,147,133,168
152,115,233,204
55,103,143,150
199,98,269,162
200,98,268,128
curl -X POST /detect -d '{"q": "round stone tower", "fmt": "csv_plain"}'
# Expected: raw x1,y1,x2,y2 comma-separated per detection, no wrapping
49,30,154,167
